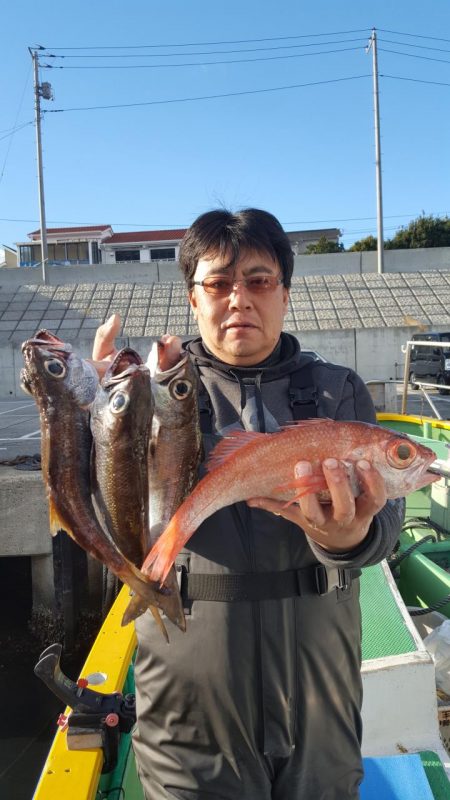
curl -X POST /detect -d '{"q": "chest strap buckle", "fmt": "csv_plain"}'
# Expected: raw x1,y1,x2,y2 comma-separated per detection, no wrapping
314,565,354,595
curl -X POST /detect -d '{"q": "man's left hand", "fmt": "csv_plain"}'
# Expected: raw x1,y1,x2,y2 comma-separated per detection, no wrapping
247,458,387,553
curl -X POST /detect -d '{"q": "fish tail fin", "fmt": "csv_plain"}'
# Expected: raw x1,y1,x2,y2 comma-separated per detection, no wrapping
121,597,169,642
142,519,186,585
149,606,170,641
125,560,186,633
122,566,185,636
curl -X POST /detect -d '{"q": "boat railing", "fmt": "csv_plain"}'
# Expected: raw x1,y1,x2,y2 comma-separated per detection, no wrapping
401,339,450,417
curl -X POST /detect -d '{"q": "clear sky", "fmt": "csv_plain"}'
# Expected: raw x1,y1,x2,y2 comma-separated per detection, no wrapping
1,0,449,253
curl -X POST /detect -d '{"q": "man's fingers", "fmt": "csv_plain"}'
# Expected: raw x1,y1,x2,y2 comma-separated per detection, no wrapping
158,335,183,371
86,358,112,380
294,462,327,527
321,458,356,526
92,313,121,362
355,460,387,517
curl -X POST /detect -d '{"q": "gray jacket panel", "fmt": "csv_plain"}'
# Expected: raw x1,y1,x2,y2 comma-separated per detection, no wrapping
133,333,402,799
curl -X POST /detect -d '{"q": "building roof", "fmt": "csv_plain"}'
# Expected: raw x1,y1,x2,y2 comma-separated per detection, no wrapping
28,225,112,239
102,229,187,244
23,226,186,246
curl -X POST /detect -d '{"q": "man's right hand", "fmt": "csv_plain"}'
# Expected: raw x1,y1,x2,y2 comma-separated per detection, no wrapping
90,313,121,378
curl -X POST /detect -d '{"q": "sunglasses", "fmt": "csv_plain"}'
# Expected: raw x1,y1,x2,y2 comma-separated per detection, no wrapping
192,275,283,296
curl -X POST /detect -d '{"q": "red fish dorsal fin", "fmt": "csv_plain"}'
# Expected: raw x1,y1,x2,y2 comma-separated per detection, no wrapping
205,429,266,472
278,418,333,429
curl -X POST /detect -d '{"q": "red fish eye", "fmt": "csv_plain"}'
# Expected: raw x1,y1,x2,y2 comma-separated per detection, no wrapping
397,444,412,461
386,439,416,469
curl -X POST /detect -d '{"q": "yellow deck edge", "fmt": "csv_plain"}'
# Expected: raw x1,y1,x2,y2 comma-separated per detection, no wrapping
377,412,450,431
33,585,137,800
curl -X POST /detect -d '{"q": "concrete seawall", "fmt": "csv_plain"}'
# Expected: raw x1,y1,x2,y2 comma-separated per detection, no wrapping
2,246,450,287
0,467,54,607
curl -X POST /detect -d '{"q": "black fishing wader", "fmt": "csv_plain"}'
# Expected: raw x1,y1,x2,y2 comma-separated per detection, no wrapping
132,335,403,800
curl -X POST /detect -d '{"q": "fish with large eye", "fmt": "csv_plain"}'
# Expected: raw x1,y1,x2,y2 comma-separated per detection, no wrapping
109,390,130,415
139,419,441,586
44,358,67,379
386,438,417,469
169,378,192,401
19,333,177,629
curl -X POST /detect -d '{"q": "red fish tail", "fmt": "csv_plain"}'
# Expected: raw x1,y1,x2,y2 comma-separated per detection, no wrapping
142,518,187,585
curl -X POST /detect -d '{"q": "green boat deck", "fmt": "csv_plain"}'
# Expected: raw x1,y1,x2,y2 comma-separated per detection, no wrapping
361,564,417,661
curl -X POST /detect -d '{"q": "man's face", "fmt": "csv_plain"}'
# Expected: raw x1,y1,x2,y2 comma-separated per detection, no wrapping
188,249,289,366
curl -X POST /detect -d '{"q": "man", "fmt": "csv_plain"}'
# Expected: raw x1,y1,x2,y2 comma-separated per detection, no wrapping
93,208,403,800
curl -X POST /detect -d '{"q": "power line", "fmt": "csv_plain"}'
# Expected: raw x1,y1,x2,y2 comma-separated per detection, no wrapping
381,73,450,88
379,37,450,54
379,47,450,66
43,74,371,113
0,67,32,187
378,28,450,44
38,29,372,50
42,45,365,70
43,37,368,59
0,121,34,143
2,212,448,228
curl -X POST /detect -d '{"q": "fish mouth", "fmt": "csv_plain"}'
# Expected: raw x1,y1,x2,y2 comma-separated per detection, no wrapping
108,348,142,374
21,329,70,353
103,348,148,387
415,469,442,490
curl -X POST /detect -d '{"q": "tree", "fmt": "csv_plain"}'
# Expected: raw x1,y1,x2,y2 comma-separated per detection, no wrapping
348,235,378,252
385,214,450,249
305,236,344,255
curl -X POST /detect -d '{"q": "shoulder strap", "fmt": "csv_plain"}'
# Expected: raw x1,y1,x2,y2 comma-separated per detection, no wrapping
194,355,319,432
288,358,319,420
197,379,213,434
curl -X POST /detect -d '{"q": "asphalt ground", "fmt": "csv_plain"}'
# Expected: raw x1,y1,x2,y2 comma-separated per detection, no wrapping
0,400,40,462
0,385,450,464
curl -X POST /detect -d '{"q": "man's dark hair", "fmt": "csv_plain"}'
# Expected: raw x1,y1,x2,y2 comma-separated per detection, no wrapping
179,208,294,289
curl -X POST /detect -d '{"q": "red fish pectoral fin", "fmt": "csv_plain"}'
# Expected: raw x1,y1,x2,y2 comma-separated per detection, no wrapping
273,475,328,508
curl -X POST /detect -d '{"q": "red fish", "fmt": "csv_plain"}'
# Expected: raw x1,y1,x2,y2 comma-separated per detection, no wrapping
141,419,439,584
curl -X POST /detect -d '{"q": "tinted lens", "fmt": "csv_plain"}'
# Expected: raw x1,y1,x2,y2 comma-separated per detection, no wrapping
246,276,278,292
201,276,280,295
202,277,233,295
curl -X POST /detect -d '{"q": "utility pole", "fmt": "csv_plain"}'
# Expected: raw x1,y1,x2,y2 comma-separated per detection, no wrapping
29,47,52,285
366,28,384,274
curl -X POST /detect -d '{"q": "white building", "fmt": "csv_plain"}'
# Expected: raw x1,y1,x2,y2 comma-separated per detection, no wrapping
16,224,341,267
0,245,18,269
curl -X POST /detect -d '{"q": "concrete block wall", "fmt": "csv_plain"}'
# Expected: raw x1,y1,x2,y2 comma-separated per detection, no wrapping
1,324,444,400
292,325,418,382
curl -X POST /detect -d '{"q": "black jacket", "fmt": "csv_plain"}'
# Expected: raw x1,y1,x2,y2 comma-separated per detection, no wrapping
132,333,403,800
